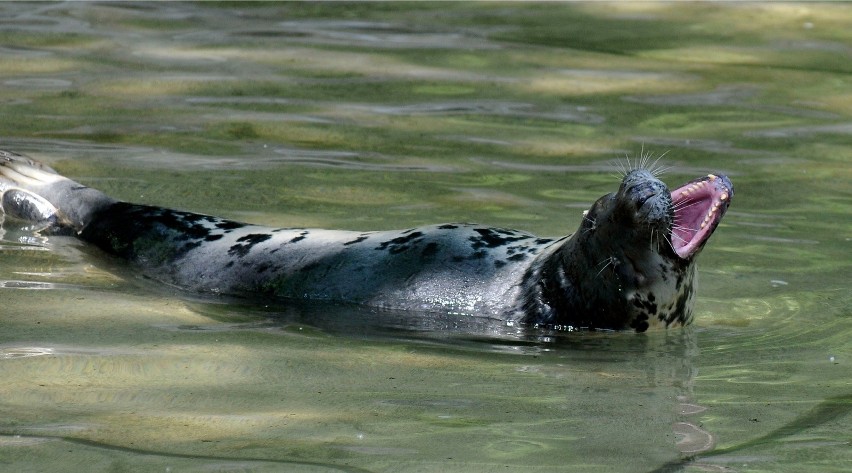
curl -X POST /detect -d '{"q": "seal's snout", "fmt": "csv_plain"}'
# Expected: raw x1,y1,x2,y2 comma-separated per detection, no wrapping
619,169,670,221
632,181,667,210
669,173,733,259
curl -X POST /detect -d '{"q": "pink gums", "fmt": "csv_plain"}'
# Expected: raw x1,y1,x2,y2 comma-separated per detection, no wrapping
670,176,730,259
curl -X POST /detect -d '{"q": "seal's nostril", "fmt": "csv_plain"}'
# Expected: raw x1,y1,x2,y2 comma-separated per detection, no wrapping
636,191,654,208
633,186,660,209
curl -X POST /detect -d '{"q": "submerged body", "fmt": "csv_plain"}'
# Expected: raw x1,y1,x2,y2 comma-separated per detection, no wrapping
0,150,732,332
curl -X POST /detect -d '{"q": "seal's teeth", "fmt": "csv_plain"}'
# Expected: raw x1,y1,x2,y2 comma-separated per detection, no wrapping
720,192,728,201
708,174,717,181
681,191,688,197
687,186,695,193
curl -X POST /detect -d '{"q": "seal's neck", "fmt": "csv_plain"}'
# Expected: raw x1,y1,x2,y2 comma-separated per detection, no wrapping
521,226,696,332
520,234,608,330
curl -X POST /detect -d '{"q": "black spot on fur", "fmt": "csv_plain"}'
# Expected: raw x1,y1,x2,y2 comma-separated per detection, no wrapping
182,213,205,223
238,233,272,245
671,279,693,324
204,234,223,242
494,260,507,268
228,233,272,257
469,228,530,250
631,313,650,333
216,220,245,231
343,235,369,246
228,244,250,258
659,264,669,282
508,253,527,262
375,231,424,253
632,294,658,316
151,210,211,241
290,231,309,243
469,228,508,249
438,224,458,230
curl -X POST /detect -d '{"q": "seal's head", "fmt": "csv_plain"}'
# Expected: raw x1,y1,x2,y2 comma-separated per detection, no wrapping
588,168,732,330
527,168,732,332
589,169,733,260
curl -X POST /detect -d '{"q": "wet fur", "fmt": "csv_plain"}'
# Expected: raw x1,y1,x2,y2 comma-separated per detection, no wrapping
0,150,723,332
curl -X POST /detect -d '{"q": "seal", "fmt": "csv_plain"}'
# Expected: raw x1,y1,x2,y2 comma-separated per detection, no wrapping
0,150,732,332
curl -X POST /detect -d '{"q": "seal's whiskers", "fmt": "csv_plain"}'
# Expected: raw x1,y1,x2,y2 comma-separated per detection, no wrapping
647,151,671,177
612,157,630,178
672,200,705,212
663,233,678,254
581,215,597,234
594,256,616,278
672,223,701,233
613,148,670,178
670,232,689,244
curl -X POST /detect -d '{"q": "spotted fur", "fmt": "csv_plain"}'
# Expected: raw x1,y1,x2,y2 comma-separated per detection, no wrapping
0,150,731,332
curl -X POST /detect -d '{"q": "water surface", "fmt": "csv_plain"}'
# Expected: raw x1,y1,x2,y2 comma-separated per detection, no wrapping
0,2,849,472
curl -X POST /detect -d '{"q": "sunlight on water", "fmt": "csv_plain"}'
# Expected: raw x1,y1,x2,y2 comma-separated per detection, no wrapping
0,2,850,472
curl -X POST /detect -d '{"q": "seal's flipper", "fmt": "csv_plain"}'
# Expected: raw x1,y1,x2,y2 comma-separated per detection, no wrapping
0,149,57,174
0,149,116,231
2,188,58,222
1,188,65,233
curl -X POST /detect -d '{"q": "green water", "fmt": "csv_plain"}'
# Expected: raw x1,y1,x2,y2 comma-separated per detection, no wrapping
0,2,849,472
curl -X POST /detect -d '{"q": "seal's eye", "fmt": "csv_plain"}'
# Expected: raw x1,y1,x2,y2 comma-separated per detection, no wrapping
590,193,615,215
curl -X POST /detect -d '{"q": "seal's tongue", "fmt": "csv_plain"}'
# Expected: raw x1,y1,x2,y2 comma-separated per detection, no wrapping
670,174,732,259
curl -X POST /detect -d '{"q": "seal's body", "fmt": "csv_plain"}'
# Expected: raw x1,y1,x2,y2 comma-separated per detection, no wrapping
0,150,732,332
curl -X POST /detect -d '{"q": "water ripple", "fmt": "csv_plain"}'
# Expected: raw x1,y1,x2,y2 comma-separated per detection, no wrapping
245,20,500,50
745,123,852,138
1,346,55,359
0,280,57,290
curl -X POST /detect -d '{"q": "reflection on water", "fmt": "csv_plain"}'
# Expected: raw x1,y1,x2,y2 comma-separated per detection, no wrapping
1,1,850,472
0,283,705,472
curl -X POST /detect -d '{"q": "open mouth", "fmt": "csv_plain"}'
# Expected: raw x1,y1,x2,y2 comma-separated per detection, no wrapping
670,174,733,259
